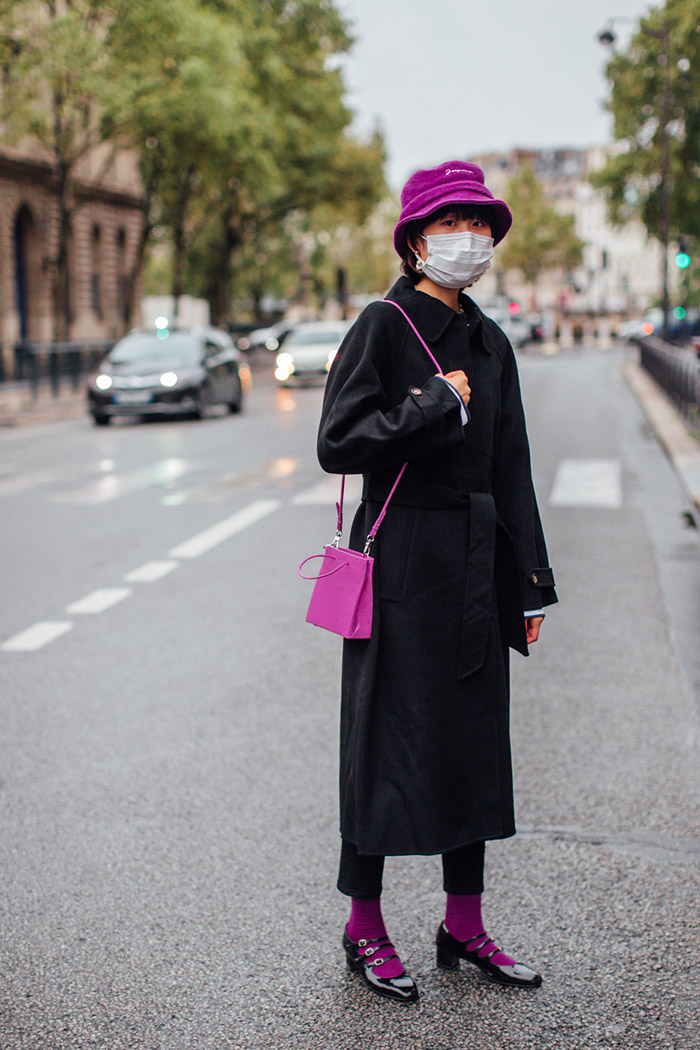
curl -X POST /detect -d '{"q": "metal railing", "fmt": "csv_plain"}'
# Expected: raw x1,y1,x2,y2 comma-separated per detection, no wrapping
3,340,114,397
637,336,700,432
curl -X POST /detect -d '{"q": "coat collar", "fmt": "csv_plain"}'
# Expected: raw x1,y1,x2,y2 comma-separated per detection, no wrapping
385,277,491,353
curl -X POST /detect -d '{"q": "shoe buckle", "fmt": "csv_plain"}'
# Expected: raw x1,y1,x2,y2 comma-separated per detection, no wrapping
365,946,375,956
358,939,367,947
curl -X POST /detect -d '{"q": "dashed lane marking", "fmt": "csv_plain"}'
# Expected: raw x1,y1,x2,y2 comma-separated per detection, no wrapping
2,621,74,652
549,458,622,509
168,499,281,559
65,588,132,614
3,497,279,654
124,561,179,583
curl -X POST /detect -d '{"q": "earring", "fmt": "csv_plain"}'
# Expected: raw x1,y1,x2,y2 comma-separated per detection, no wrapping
414,256,423,271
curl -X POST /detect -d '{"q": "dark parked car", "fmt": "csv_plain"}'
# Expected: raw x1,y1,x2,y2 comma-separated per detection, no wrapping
87,326,246,425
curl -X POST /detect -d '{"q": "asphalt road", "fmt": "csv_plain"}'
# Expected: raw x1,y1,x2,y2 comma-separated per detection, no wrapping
1,349,698,1050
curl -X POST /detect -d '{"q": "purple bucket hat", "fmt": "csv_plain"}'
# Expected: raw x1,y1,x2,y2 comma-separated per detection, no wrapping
393,160,512,256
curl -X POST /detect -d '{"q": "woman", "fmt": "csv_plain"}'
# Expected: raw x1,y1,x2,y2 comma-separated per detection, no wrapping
317,160,557,1003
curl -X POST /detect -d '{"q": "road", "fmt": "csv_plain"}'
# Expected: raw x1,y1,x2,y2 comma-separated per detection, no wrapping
1,349,698,1050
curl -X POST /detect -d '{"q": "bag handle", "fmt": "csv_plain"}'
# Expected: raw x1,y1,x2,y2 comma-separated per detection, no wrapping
298,552,348,581
334,300,443,550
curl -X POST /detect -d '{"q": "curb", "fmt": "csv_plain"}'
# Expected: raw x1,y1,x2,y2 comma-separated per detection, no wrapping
623,359,700,513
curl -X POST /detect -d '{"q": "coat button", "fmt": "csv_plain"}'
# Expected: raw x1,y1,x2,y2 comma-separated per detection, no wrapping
530,572,539,585
411,387,422,395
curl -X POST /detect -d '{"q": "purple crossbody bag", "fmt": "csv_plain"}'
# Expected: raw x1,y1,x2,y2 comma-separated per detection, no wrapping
298,301,443,639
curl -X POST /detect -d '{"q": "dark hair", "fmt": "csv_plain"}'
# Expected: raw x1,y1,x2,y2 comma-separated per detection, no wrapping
400,203,496,284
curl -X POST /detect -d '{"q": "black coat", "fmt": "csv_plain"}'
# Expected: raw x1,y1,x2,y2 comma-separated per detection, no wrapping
317,277,556,857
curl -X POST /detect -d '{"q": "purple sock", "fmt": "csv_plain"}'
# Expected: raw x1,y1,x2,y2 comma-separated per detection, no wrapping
444,893,516,967
347,898,405,979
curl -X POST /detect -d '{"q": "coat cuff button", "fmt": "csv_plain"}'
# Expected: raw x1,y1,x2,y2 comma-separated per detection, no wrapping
411,387,422,395
530,572,539,585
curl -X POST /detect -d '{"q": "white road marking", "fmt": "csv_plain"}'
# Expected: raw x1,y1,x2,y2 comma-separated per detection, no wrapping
549,459,622,508
292,475,362,505
162,457,298,506
65,588,132,614
168,499,281,559
2,621,74,652
0,464,94,497
124,560,179,583
53,459,197,504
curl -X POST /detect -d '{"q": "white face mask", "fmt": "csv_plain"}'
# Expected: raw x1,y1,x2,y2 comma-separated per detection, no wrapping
416,230,494,289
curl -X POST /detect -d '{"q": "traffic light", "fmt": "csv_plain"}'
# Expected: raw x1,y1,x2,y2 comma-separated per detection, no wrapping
675,236,691,269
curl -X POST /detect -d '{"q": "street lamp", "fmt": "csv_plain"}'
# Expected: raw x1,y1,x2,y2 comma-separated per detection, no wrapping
598,16,672,341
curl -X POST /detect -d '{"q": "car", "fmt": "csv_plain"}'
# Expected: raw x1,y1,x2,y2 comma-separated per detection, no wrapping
242,319,299,352
483,307,532,349
86,326,246,425
274,321,351,385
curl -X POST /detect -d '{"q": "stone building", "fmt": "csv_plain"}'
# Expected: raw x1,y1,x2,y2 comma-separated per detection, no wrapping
0,135,144,379
470,146,670,317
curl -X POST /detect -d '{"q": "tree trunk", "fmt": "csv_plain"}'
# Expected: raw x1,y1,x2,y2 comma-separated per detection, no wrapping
207,205,240,325
171,167,196,322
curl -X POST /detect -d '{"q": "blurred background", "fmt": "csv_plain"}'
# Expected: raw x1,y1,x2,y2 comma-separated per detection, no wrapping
1,0,699,377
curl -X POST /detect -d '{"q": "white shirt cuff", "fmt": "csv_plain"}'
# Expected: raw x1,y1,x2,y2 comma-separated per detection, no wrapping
436,375,470,424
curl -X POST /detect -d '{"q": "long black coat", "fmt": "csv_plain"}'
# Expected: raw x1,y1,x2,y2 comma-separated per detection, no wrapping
317,277,557,857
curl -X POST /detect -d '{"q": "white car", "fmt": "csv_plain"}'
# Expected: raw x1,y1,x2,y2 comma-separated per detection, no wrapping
274,321,351,385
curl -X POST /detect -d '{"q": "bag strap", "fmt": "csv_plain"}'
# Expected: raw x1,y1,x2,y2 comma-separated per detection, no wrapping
384,298,443,372
334,299,441,551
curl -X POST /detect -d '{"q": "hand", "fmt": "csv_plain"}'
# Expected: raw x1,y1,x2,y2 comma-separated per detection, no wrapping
443,370,471,405
525,616,544,645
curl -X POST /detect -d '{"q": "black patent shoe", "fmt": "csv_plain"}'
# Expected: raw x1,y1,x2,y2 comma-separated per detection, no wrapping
436,922,542,988
343,927,419,1003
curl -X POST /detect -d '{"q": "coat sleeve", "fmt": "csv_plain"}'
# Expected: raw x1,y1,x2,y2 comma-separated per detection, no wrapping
317,304,466,476
491,337,557,611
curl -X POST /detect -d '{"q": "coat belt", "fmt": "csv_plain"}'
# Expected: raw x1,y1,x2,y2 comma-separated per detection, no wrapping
458,492,498,680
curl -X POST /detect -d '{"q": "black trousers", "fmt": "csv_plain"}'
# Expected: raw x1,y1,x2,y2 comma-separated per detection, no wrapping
337,839,485,899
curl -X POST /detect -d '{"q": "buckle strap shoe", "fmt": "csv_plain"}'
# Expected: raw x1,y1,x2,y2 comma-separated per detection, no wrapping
343,927,419,1003
436,922,542,988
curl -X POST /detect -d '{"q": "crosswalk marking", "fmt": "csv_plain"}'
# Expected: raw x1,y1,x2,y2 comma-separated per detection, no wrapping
2,621,74,652
168,499,281,559
549,459,622,509
65,588,132,614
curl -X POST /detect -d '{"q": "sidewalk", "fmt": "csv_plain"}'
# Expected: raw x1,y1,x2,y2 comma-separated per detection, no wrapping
0,382,88,428
624,356,700,513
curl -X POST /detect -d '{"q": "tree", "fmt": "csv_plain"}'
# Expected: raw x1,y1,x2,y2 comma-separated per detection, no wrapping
0,0,120,339
102,0,268,323
184,1,387,321
498,164,584,307
591,0,700,272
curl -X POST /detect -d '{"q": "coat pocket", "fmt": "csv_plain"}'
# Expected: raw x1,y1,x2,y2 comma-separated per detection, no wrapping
374,505,417,603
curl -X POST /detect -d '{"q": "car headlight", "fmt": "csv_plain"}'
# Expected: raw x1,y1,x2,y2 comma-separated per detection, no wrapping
95,374,113,390
160,372,179,387
276,352,293,368
265,337,280,351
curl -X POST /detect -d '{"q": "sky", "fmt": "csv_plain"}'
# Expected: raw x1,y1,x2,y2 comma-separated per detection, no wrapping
336,0,653,189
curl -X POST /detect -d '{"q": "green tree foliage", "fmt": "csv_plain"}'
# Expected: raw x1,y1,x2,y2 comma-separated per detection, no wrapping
498,164,584,302
183,1,387,320
591,0,700,244
0,0,387,331
0,0,118,337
